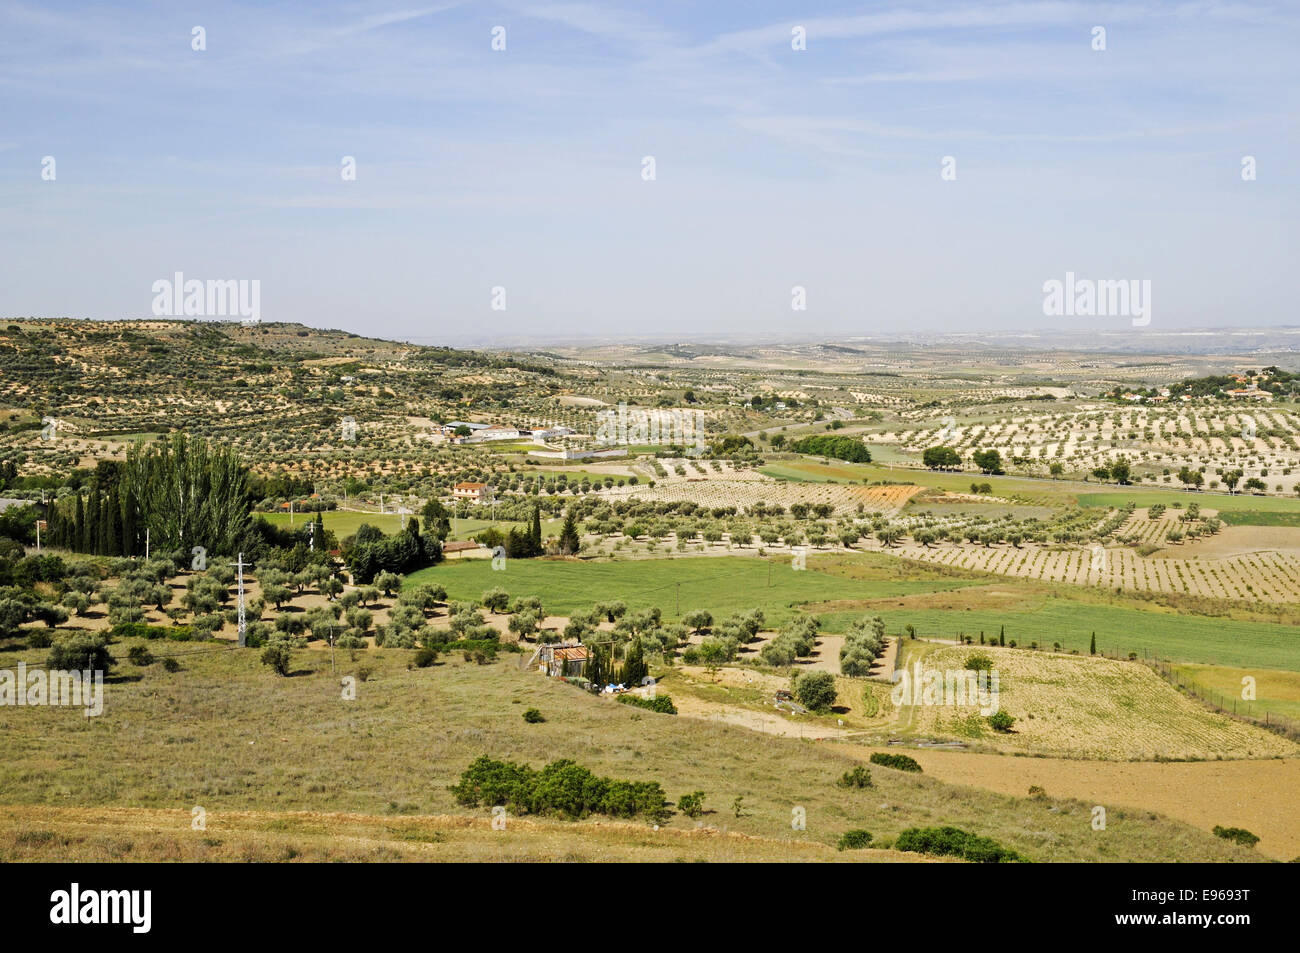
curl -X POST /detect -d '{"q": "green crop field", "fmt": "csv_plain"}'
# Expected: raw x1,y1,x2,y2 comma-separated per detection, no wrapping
260,510,405,537
405,555,980,626
1217,510,1300,527
1074,490,1300,513
818,598,1300,670
407,553,1300,670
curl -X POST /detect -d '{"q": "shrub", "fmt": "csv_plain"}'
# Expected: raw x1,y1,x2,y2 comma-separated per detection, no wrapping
413,645,439,668
792,670,837,712
161,657,180,673
450,756,668,822
964,652,994,672
26,630,53,649
869,752,922,773
837,829,873,851
1212,826,1260,848
988,710,1016,732
47,633,114,674
617,694,677,715
127,644,155,666
522,708,545,724
837,766,873,789
894,826,1022,863
260,641,291,676
677,791,706,819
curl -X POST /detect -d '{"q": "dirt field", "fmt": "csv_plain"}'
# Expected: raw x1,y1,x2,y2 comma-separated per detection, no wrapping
840,747,1300,861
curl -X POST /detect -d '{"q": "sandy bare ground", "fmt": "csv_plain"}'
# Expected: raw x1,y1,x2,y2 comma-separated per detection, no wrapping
671,693,854,739
825,745,1300,861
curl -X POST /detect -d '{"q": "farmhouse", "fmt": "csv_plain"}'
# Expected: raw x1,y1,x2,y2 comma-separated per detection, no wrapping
536,643,589,678
466,424,522,442
453,481,491,502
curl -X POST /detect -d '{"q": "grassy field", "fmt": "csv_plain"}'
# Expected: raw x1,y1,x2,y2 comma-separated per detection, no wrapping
407,552,1300,670
1217,510,1300,527
768,456,1300,514
1074,490,1300,513
893,644,1294,760
1169,663,1300,724
818,591,1300,670
405,554,981,626
0,635,1259,862
260,510,405,537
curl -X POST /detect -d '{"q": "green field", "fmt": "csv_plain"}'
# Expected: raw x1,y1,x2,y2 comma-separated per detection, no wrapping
768,455,1300,514
819,599,1300,670
261,510,405,537
261,510,561,542
1217,510,1300,527
1074,490,1300,513
405,554,980,626
405,553,1300,670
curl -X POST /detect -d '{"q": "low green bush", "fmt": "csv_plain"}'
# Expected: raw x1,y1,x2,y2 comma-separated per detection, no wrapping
894,826,1023,863
1212,825,1260,848
617,694,678,715
836,766,873,789
450,755,668,822
869,752,922,773
837,829,873,851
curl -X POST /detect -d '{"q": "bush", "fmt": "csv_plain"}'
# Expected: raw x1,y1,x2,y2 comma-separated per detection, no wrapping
522,708,545,724
677,791,706,819
413,645,439,668
161,657,181,673
837,766,873,789
47,633,114,674
617,694,677,715
450,756,668,822
869,752,922,773
26,630,53,649
1212,825,1260,848
127,644,155,666
964,652,994,672
837,829,873,851
894,826,1022,863
792,670,837,712
260,641,291,676
988,710,1016,732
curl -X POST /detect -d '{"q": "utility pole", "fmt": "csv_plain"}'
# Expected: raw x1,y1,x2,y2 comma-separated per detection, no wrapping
36,519,44,553
145,527,150,560
290,499,294,525
229,553,251,647
307,520,315,551
675,582,680,616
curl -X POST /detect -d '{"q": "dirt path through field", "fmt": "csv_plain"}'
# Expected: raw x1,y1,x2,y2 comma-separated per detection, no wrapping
824,745,1300,860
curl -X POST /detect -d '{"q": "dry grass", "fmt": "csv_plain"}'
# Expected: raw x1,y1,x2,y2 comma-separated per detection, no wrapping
896,644,1297,760
0,636,1259,861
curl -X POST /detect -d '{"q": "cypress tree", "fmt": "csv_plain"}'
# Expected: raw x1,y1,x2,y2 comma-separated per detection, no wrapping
1090,632,1096,655
558,509,580,555
529,504,542,556
122,496,136,557
74,494,86,553
107,487,123,556
97,491,111,555
47,505,60,548
87,492,102,555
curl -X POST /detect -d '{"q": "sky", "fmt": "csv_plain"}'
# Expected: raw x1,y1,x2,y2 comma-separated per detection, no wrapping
1,1,1297,345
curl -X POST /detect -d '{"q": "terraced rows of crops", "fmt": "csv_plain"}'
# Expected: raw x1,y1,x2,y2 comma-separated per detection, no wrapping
893,541,1300,603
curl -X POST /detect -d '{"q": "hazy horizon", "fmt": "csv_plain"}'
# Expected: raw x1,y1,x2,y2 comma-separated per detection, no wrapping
3,1,1297,342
